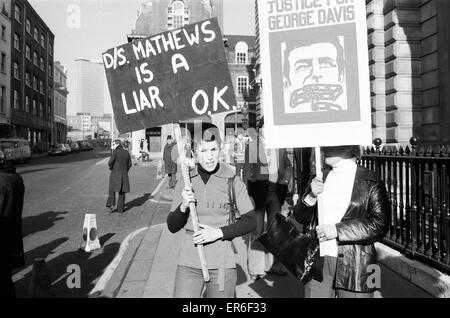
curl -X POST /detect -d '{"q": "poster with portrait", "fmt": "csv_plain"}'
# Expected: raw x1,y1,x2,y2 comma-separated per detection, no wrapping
258,0,372,148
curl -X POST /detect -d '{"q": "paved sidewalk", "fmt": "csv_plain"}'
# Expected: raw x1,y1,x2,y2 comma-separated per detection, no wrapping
110,178,433,298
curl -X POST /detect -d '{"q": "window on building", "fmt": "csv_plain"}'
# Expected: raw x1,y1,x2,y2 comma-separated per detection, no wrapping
34,27,38,41
48,63,52,76
33,76,37,90
40,57,44,70
14,5,21,23
237,76,249,95
13,33,20,51
26,44,30,60
49,42,53,56
0,52,5,73
33,52,38,66
39,102,43,117
13,62,20,79
168,1,187,29
235,42,249,64
40,34,45,48
26,19,31,34
25,72,30,86
1,25,6,40
0,86,5,113
33,99,37,115
13,90,19,109
25,96,30,113
40,80,44,94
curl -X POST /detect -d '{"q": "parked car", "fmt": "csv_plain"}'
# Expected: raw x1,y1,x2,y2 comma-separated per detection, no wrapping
0,138,32,163
78,140,94,151
69,142,80,153
63,143,72,154
48,144,65,156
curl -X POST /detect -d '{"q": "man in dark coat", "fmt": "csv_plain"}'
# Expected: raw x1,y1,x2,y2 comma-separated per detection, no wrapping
0,150,25,298
106,140,132,213
163,135,177,189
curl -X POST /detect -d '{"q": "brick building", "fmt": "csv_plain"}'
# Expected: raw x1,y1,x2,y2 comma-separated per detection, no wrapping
0,1,11,136
53,60,67,144
6,0,54,153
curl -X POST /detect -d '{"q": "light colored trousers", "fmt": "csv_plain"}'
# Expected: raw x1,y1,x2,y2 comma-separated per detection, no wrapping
173,265,237,298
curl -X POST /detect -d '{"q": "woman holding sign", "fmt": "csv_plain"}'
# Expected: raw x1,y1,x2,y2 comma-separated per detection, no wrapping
292,145,390,298
167,123,256,298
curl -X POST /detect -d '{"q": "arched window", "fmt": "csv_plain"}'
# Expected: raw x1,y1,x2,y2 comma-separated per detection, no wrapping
235,42,248,64
168,1,188,30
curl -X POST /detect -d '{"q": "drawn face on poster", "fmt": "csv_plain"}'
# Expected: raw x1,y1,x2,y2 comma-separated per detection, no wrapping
268,24,360,127
282,36,347,114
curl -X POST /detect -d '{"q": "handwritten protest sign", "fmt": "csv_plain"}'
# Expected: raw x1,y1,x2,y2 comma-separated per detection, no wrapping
102,18,236,134
258,0,371,149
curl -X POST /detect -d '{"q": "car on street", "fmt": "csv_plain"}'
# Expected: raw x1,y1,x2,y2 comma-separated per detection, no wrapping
63,143,72,154
0,138,32,163
78,140,94,151
48,144,65,156
69,142,80,153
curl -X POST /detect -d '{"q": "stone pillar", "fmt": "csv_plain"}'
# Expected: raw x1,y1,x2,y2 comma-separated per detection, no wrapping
367,0,387,142
383,0,422,144
436,0,450,143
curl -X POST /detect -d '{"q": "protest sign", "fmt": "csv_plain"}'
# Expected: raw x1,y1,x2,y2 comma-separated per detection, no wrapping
258,0,371,149
102,18,236,134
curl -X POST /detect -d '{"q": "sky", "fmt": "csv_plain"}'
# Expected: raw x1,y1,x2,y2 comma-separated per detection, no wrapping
28,0,256,115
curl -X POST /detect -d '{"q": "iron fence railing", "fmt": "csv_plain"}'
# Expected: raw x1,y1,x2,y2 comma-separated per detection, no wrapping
360,137,450,274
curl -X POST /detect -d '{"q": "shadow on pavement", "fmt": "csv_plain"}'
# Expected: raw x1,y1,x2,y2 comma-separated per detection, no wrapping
13,237,69,297
14,235,120,298
22,211,68,237
122,193,152,212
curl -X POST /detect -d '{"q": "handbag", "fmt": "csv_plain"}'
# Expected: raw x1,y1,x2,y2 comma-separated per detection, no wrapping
257,210,323,283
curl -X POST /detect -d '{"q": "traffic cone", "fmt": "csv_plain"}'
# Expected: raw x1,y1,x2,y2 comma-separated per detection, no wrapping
79,214,101,252
156,160,163,180
28,258,53,298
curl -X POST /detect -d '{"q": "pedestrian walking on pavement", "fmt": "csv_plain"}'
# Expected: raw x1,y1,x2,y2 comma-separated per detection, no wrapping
292,145,390,298
106,139,132,213
0,150,25,298
246,118,293,281
163,135,177,189
167,123,256,298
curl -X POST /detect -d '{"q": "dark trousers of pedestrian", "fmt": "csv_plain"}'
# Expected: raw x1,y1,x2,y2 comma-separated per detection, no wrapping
0,266,15,298
106,191,126,213
304,256,374,298
247,181,284,276
173,265,237,298
168,173,177,189
234,162,244,179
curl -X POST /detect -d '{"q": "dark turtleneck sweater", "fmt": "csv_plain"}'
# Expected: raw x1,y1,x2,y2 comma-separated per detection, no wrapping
167,164,256,240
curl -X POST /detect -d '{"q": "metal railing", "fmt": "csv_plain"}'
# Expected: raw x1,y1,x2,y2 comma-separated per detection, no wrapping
360,137,450,274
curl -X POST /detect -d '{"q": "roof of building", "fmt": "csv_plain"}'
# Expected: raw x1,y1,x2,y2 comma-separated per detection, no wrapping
223,35,255,50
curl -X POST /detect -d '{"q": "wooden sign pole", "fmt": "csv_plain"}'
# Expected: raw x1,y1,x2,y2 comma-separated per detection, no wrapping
315,146,326,257
173,123,210,282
